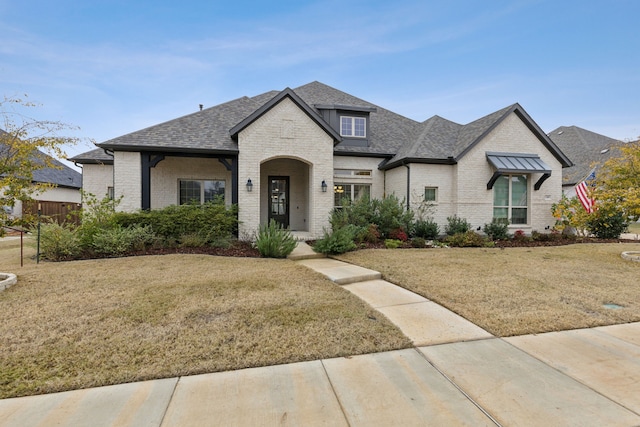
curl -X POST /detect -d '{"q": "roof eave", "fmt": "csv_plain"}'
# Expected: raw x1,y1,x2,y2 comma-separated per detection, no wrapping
379,156,457,170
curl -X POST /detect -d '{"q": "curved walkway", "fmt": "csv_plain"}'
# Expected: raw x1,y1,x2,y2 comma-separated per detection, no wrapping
1,243,639,426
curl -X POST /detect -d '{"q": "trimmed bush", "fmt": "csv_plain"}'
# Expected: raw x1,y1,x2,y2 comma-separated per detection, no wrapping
445,215,471,236
255,220,297,258
39,222,82,261
410,237,426,248
413,219,439,239
586,206,629,239
384,239,403,249
483,219,509,240
313,225,358,255
113,202,238,244
92,225,155,256
445,231,487,247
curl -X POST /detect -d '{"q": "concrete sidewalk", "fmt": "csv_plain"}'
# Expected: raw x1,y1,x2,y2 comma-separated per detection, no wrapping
2,242,640,426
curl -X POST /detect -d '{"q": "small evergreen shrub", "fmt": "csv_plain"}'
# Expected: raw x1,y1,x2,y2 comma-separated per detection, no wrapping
384,239,403,249
445,231,487,247
355,223,381,243
445,215,471,236
413,219,440,239
313,225,358,255
410,237,426,248
585,205,629,239
39,222,82,261
255,220,297,258
90,224,156,256
483,219,509,240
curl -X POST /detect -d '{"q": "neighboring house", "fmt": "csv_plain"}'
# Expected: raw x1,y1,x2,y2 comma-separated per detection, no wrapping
547,126,622,198
0,138,82,223
69,81,572,238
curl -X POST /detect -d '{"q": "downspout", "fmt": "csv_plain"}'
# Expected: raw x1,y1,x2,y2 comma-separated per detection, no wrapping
403,161,410,210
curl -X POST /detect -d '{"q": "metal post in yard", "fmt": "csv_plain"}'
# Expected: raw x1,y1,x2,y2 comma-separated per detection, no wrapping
36,203,41,264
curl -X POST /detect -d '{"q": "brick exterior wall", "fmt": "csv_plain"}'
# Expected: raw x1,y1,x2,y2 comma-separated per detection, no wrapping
150,157,231,209
82,164,114,199
237,97,334,239
113,151,141,212
399,113,563,233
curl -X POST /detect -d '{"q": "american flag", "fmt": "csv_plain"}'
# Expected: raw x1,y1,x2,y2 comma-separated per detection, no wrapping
576,170,596,213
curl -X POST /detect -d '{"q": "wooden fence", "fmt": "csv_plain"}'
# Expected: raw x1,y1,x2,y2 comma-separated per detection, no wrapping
22,200,82,226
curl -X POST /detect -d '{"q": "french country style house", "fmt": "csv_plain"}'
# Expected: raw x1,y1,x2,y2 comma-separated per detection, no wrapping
69,81,572,238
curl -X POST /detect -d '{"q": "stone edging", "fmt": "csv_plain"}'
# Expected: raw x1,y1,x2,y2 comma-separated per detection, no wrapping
0,273,17,291
621,251,640,262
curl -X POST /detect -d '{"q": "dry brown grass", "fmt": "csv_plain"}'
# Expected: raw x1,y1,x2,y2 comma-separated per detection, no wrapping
0,240,410,399
337,243,640,337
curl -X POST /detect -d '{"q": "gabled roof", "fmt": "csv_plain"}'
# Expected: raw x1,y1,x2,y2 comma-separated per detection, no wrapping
548,126,622,185
1,130,82,189
381,103,573,170
73,82,571,172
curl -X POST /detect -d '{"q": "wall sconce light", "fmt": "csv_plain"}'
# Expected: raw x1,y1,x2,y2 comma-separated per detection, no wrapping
246,179,253,192
321,180,328,192
476,226,481,231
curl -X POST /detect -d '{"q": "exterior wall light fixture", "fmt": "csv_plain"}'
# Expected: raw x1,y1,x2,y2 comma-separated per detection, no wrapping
321,180,328,192
246,179,253,192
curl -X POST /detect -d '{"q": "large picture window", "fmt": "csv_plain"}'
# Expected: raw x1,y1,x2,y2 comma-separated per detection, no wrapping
179,179,225,205
493,175,528,224
340,116,366,137
334,183,371,207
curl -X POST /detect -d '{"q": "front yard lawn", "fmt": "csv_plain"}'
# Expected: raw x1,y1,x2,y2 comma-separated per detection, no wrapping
0,242,410,399
336,243,640,337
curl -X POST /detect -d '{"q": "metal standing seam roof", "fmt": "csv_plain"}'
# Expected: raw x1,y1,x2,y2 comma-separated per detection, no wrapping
486,152,551,173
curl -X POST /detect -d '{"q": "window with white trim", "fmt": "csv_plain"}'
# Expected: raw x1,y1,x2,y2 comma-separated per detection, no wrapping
340,116,366,137
493,175,528,224
424,187,437,202
179,179,225,205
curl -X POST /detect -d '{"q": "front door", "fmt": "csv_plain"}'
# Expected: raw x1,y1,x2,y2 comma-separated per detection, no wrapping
268,176,289,228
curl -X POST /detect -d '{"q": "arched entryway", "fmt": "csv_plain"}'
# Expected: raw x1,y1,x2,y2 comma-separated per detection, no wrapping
260,158,310,232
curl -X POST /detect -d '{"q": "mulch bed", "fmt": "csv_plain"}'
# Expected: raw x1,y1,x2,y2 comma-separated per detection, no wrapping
128,241,262,258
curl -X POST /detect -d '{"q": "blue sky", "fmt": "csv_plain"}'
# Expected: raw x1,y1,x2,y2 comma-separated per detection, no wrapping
1,0,639,164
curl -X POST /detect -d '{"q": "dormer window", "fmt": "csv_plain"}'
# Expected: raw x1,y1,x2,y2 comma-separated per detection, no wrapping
340,116,366,138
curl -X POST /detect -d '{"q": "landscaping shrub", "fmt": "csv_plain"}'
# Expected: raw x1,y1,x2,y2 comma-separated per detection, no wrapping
39,222,82,261
384,239,403,249
483,218,509,240
445,215,471,236
91,225,155,256
313,225,358,255
113,202,238,244
372,195,413,238
413,219,439,239
445,231,487,247
410,237,426,248
354,223,381,243
585,206,629,239
388,228,408,242
255,219,297,258
512,229,529,242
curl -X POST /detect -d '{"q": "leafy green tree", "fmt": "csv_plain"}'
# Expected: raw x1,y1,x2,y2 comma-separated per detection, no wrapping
1,95,81,228
594,140,640,222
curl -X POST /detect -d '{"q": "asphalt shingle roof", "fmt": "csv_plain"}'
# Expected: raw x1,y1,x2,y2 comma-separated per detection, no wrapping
1,131,82,189
68,148,113,164
72,81,570,171
548,126,621,185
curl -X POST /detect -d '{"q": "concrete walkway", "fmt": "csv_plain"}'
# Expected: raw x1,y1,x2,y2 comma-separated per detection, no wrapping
2,243,640,426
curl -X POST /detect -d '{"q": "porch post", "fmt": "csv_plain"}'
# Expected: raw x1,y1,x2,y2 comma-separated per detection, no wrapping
141,153,151,210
